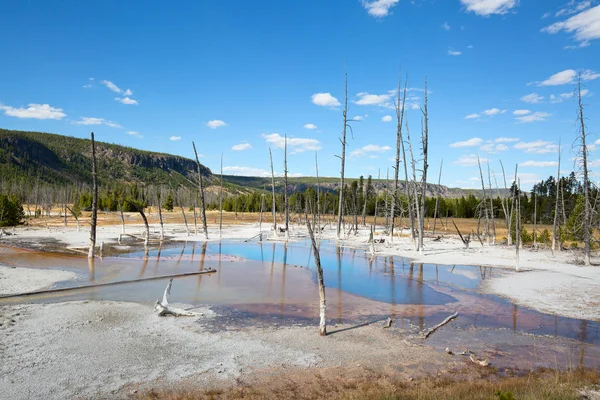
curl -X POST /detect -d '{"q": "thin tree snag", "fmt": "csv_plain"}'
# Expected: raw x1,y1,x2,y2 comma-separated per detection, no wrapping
552,139,562,252
88,132,98,259
391,74,408,242
192,141,209,240
336,72,348,240
373,169,380,229
419,79,429,254
284,135,290,240
307,220,327,336
477,155,490,244
156,188,165,241
315,152,321,233
516,173,521,272
500,160,512,246
154,278,199,317
65,205,80,232
219,154,224,237
452,220,470,249
487,160,496,244
269,148,277,232
433,159,443,234
422,312,458,339
577,75,591,266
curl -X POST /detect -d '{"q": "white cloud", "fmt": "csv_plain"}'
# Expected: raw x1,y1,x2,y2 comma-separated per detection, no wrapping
450,137,484,148
483,108,506,116
520,160,559,167
361,0,399,17
513,109,531,116
542,5,600,44
465,113,481,119
521,93,544,103
350,144,392,158
126,131,143,138
582,69,600,80
222,166,303,178
0,103,66,120
556,0,592,17
460,0,518,16
304,123,318,130
72,117,122,128
123,89,133,96
480,142,509,152
539,69,577,86
448,49,462,56
101,80,123,93
517,173,541,184
354,92,393,106
231,143,252,151
207,119,227,129
262,133,322,153
382,115,393,122
515,111,551,123
311,92,340,107
454,154,488,167
442,22,451,30
514,140,558,153
351,115,366,121
495,137,520,143
170,136,181,141
115,97,138,105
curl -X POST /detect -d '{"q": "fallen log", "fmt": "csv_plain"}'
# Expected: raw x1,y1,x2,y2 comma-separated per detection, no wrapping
422,312,458,339
0,269,216,299
470,354,490,366
154,278,198,317
383,317,393,328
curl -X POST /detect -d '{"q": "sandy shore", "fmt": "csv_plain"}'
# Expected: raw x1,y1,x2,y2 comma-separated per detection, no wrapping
0,265,78,296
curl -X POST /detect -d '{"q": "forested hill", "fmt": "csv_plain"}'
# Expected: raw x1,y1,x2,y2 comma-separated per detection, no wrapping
0,129,212,187
0,128,500,198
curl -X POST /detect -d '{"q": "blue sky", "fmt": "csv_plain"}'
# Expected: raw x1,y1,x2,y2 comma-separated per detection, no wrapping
1,0,599,189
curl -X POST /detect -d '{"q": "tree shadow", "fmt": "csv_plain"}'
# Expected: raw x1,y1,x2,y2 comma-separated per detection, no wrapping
326,317,389,336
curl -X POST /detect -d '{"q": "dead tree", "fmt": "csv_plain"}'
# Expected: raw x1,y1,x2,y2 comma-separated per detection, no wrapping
269,148,277,232
88,132,98,259
336,72,348,240
406,119,421,252
155,187,165,241
487,160,496,244
65,205,80,232
577,76,592,266
220,153,224,238
284,135,290,239
373,169,380,229
391,75,408,241
419,82,429,252
432,159,443,234
500,160,512,246
515,168,520,272
192,142,209,239
477,156,490,243
315,152,321,233
552,140,562,252
306,219,327,336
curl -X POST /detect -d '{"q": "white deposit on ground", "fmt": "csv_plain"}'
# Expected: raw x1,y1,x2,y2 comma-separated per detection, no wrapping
0,265,78,296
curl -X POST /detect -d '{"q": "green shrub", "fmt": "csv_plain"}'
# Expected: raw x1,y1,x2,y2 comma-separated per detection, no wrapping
0,194,24,227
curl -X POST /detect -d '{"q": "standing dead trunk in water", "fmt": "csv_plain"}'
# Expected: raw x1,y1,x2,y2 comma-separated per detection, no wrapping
400,111,415,242
391,75,408,242
284,135,290,240
88,132,98,259
219,153,224,238
336,72,348,240
487,160,496,244
137,203,150,247
192,142,209,240
269,148,277,232
432,159,443,234
306,220,327,336
419,81,429,253
577,76,591,266
552,140,562,252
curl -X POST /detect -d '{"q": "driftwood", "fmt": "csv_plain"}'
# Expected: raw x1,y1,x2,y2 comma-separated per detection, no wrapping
383,317,393,328
470,354,490,366
422,312,458,338
154,278,198,317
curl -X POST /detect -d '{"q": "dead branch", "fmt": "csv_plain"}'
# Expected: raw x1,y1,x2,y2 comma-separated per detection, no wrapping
422,312,458,338
155,278,198,317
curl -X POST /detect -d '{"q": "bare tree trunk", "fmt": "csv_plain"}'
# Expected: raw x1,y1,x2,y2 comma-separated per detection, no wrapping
487,160,496,244
156,188,164,241
500,160,512,246
374,169,380,229
119,199,125,234
138,205,150,247
269,148,277,232
577,76,591,266
419,84,429,253
315,152,321,233
401,112,415,243
533,192,537,248
306,220,327,336
477,156,490,244
65,205,80,232
432,159,443,234
515,167,520,272
336,73,348,240
220,153,224,238
88,132,98,259
284,135,290,240
391,76,407,241
406,120,420,252
384,168,390,231
193,198,198,235
192,142,209,240
552,140,562,252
